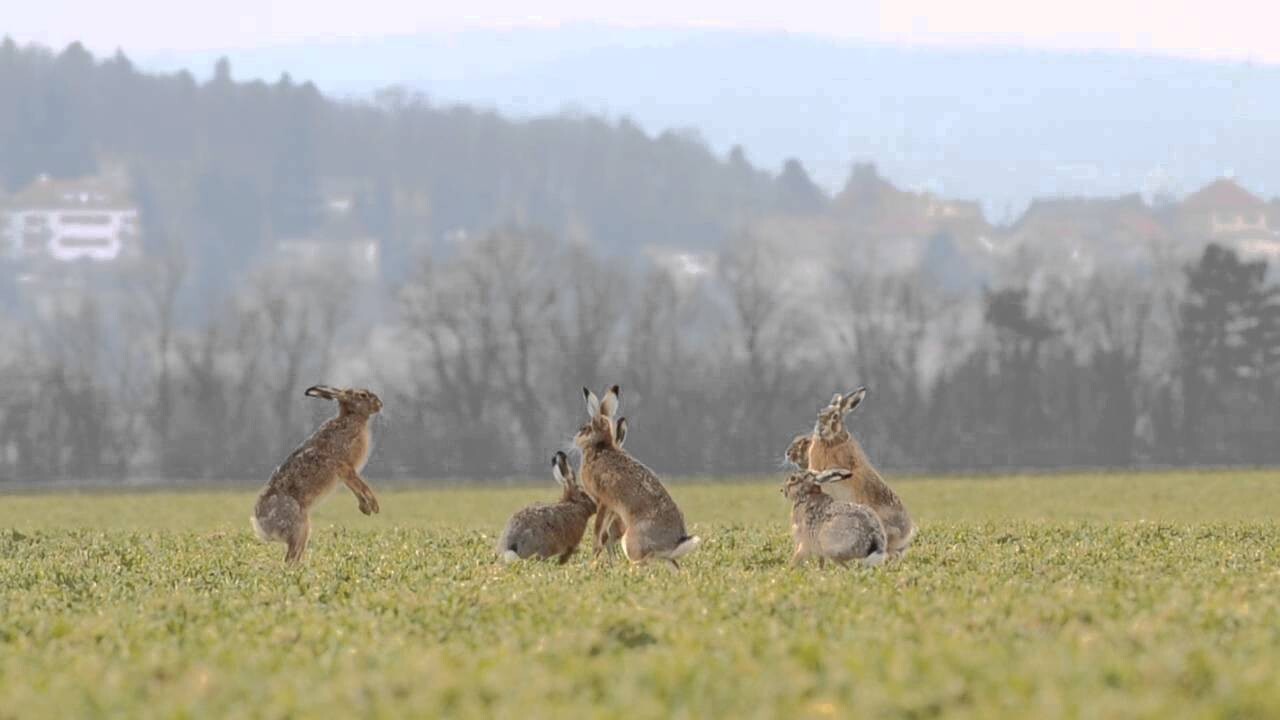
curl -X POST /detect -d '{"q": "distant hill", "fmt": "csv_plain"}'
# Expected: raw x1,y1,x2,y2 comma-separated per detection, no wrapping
0,37,799,288
141,26,1280,216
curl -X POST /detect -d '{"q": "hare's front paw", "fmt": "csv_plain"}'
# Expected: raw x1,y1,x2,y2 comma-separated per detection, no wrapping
358,494,377,515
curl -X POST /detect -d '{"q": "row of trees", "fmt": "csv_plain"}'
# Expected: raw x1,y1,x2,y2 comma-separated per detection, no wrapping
0,40,803,292
2,234,1277,483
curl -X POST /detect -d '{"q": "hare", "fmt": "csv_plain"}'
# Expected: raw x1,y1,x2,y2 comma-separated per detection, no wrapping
784,433,812,468
576,385,700,568
782,469,887,568
497,451,598,564
805,387,915,559
591,417,629,557
251,385,382,564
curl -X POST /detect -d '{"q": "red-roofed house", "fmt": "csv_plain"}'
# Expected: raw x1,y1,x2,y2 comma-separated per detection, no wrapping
1178,179,1269,239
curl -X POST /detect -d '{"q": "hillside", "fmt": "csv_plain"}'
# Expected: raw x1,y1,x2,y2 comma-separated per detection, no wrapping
0,37,799,281
142,26,1280,215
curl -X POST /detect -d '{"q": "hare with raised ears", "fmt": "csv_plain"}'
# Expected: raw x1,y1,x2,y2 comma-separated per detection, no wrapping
251,385,382,564
575,385,700,568
782,469,887,568
591,417,629,557
496,451,598,564
806,387,915,559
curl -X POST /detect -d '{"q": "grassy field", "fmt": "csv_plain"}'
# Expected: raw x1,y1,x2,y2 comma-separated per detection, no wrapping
2,470,1279,718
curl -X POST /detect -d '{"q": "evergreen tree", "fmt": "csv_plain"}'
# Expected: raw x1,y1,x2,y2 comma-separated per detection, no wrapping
1177,244,1280,459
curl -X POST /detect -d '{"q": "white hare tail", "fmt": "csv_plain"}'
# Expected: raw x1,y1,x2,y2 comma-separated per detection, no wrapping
500,549,520,564
669,535,701,560
861,550,887,568
250,516,271,542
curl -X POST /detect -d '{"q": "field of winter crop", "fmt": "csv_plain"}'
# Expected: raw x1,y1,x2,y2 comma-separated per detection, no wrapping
3,471,1279,718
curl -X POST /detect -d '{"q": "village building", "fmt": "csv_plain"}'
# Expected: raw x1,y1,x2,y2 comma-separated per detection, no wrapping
1,170,139,264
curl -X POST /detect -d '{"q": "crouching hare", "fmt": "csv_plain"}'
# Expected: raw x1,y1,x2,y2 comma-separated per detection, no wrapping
497,451,597,564
805,387,915,559
251,385,382,564
783,469,887,568
576,385,700,568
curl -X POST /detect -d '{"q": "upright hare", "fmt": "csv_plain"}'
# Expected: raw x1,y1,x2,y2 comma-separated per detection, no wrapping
576,386,700,567
591,416,629,557
804,387,915,559
251,385,382,563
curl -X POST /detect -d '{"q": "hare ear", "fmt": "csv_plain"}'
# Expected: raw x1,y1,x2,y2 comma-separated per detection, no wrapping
305,385,339,400
584,387,600,417
615,417,628,447
829,392,844,408
552,451,571,488
841,387,868,414
599,384,620,418
814,469,853,484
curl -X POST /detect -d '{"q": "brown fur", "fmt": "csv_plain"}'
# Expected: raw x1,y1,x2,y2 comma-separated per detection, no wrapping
251,385,382,564
497,451,597,563
576,386,700,567
592,417,629,557
785,434,812,468
782,470,887,567
804,388,916,559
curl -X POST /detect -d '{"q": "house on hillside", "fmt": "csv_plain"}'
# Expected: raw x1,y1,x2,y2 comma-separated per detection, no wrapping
275,237,381,281
1,171,139,264
741,164,995,282
1178,179,1269,239
834,163,989,241
1001,194,1167,272
1177,178,1280,261
267,177,386,281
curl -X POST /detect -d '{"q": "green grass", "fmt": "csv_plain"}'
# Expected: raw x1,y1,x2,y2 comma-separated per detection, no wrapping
2,470,1279,718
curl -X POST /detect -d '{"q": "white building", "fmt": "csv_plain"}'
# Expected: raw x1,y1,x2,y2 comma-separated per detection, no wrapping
2,173,139,263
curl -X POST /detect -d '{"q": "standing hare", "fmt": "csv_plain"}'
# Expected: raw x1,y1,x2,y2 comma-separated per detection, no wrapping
497,451,598,564
782,469,887,568
251,385,382,564
576,385,700,568
805,387,915,559
591,416,629,557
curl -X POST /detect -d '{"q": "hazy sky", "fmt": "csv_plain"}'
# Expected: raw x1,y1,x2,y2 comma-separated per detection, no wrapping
7,0,1280,63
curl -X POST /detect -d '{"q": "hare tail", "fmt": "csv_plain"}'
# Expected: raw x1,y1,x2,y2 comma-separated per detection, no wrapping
862,532,888,567
669,535,701,560
250,516,271,542
500,549,520,564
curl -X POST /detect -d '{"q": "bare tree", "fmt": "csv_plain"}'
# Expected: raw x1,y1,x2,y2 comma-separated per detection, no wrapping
828,260,941,467
551,242,628,390
716,233,806,467
395,228,559,475
116,248,188,474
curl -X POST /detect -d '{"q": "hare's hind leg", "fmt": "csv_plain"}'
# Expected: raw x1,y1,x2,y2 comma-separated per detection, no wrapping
606,514,625,557
591,511,609,559
592,509,624,562
790,544,809,567
284,514,311,564
621,530,643,564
